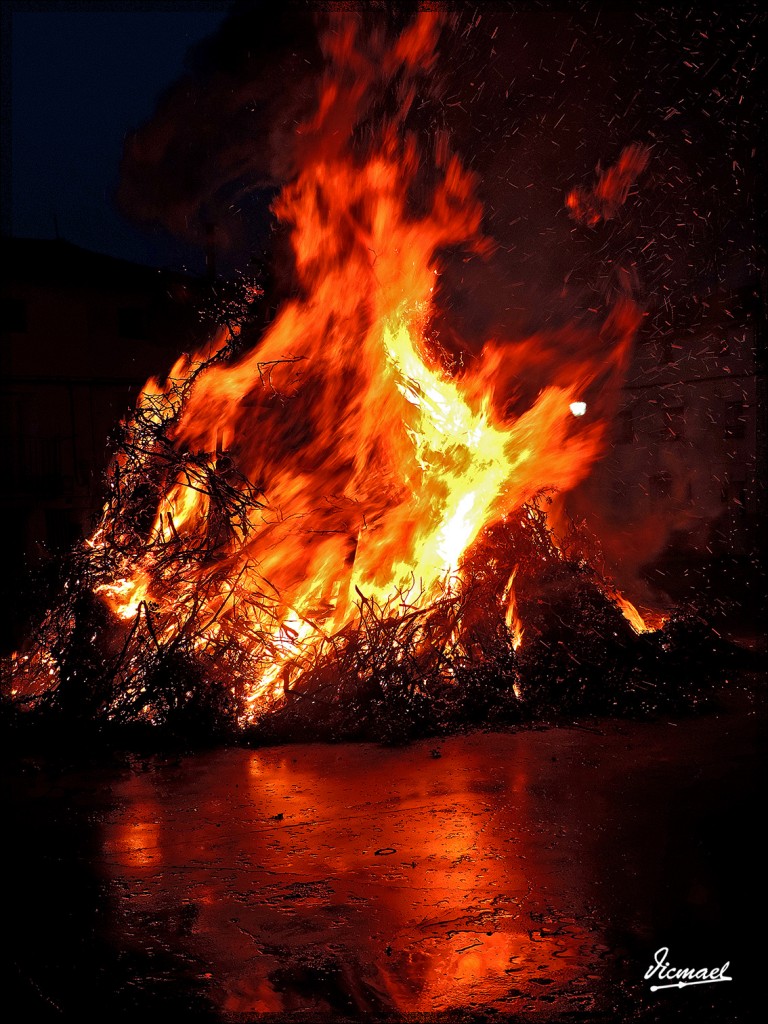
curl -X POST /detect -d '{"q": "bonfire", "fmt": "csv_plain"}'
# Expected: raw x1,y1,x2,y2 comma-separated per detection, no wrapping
3,13,733,741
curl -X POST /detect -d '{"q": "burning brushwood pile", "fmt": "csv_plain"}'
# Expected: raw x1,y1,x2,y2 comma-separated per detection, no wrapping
1,13,741,741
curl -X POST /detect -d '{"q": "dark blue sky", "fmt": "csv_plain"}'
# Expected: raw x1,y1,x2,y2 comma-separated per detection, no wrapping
4,3,232,271
3,3,760,294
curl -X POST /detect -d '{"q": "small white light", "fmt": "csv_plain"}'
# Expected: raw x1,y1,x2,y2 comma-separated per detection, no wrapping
570,401,587,417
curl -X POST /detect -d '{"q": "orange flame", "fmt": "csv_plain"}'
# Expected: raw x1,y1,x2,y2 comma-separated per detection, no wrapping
79,14,651,721
612,593,667,634
567,143,651,226
502,568,524,650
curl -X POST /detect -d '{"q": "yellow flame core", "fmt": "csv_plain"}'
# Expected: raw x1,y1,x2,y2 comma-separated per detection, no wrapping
351,315,520,604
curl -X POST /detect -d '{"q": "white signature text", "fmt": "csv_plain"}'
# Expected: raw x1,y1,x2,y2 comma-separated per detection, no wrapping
645,946,732,991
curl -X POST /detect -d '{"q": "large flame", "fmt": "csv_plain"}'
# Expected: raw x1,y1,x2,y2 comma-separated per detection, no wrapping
24,14,655,722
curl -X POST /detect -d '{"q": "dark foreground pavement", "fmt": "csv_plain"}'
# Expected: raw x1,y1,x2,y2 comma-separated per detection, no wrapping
3,689,765,1022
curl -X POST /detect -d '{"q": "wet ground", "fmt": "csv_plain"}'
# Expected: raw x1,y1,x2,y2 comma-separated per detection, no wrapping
4,690,765,1022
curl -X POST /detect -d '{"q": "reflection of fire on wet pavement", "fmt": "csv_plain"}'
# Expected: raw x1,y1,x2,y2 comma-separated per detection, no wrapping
103,744,601,1015
94,700,761,1017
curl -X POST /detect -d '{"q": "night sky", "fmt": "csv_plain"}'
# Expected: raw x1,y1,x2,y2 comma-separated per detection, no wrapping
3,2,231,272
3,1,763,316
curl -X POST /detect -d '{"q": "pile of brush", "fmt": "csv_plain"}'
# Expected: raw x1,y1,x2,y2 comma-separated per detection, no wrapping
0,341,750,746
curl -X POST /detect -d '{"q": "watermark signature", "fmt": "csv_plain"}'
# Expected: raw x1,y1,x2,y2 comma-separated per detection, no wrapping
645,947,732,992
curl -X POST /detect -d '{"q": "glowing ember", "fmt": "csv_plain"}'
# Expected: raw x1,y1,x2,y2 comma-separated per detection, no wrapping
569,401,587,417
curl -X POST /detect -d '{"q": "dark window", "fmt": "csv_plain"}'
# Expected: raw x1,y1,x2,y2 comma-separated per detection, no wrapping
117,307,150,339
721,475,747,512
658,340,676,364
611,479,628,509
724,400,747,440
650,472,672,502
1,297,27,333
662,406,685,441
617,408,635,444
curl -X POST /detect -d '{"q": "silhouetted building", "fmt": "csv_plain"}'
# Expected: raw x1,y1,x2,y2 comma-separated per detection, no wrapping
1,237,213,646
